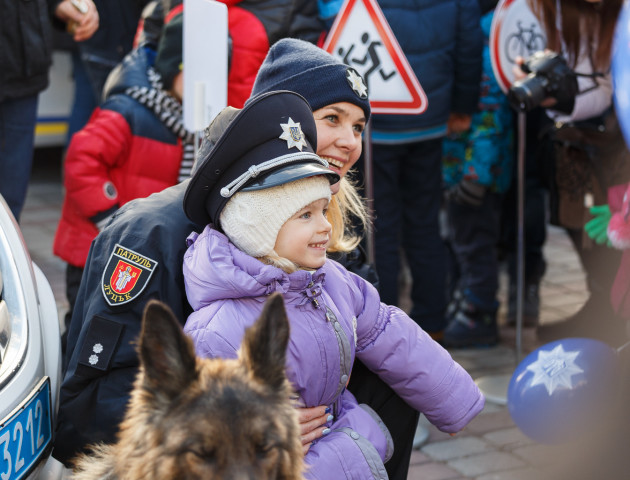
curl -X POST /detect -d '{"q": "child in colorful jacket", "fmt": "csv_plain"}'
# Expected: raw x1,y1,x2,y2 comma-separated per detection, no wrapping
441,9,514,348
182,90,485,479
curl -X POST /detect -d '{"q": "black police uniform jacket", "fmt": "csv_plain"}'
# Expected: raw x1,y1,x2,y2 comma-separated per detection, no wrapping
52,181,198,465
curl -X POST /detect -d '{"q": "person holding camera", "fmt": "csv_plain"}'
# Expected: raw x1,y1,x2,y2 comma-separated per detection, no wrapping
511,0,630,346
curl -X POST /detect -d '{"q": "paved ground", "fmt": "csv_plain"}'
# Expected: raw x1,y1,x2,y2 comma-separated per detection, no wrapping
19,151,623,479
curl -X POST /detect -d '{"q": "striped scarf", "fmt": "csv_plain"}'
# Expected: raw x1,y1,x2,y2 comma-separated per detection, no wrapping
126,67,194,182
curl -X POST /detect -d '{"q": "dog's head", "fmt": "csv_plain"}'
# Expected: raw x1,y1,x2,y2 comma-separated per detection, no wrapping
114,293,303,479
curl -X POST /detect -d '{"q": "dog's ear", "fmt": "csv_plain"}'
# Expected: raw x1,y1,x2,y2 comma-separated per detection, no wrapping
241,293,290,390
139,300,198,400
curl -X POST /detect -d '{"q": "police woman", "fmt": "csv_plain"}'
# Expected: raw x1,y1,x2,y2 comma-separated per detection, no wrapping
55,39,418,480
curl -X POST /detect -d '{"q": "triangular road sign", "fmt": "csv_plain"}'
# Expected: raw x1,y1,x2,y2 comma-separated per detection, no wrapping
323,0,428,114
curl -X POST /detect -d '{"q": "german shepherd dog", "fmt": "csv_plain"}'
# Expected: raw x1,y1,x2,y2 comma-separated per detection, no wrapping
71,293,303,479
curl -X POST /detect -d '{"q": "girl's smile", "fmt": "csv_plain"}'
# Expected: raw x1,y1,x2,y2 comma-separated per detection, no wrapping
274,198,332,269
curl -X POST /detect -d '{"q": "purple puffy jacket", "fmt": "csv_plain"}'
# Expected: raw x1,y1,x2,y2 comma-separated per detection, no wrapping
183,226,484,479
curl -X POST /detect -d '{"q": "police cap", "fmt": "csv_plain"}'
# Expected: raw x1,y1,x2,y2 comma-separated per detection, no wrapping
183,90,339,226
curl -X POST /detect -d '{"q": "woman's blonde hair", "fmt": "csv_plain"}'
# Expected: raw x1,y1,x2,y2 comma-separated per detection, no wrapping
326,175,370,253
256,172,370,272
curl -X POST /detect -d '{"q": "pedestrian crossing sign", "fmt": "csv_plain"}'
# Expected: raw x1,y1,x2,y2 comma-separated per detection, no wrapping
323,0,428,114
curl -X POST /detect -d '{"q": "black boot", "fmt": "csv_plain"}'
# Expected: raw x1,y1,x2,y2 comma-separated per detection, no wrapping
507,281,540,327
443,300,498,348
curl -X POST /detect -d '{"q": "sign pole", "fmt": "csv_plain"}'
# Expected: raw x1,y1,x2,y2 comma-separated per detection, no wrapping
363,119,375,266
474,110,527,405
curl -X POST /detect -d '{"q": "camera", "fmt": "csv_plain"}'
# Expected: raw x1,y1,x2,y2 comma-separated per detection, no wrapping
508,51,578,113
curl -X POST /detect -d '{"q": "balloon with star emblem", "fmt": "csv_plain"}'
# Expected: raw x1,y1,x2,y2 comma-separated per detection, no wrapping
507,338,620,444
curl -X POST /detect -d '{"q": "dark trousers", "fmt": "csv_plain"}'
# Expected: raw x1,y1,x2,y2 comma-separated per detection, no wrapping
0,95,38,222
501,108,549,284
348,360,419,480
369,139,447,332
566,228,621,299
447,192,502,310
67,50,99,144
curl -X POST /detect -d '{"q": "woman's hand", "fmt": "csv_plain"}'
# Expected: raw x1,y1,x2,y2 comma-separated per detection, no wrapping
512,55,528,82
296,405,332,455
55,0,100,42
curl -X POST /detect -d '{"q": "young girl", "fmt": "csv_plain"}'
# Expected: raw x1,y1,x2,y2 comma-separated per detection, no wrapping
182,90,484,479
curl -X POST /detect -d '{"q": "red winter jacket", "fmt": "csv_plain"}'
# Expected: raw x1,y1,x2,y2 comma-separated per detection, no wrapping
53,47,183,268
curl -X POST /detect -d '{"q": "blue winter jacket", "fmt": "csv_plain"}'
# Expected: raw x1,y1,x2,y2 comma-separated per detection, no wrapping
183,226,485,480
371,0,484,143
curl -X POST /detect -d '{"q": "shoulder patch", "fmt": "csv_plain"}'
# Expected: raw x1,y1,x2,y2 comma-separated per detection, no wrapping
102,244,158,306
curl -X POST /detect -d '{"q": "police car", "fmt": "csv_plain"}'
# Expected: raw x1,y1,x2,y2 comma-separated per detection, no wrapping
35,51,73,148
0,195,64,480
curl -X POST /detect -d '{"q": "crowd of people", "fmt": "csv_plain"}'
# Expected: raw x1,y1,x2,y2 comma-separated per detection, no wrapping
1,0,629,478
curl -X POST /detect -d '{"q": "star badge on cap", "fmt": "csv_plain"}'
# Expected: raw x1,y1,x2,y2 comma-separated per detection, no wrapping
279,117,308,151
346,68,368,99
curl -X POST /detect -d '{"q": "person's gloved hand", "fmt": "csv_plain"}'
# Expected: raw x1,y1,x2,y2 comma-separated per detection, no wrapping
584,204,612,246
445,179,486,207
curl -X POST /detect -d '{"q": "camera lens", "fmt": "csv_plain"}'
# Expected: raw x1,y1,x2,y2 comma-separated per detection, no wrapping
508,75,548,112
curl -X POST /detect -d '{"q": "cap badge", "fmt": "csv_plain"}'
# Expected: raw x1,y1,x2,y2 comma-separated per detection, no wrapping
280,117,307,151
346,68,368,99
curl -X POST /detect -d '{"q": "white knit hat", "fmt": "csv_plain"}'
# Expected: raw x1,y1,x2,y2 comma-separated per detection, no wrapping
220,176,331,258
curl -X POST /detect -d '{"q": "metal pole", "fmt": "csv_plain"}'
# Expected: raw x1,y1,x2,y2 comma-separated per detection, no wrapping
473,110,527,404
363,118,375,266
515,111,526,364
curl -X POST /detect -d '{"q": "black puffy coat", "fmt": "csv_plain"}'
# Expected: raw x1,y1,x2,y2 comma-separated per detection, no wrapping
0,0,59,102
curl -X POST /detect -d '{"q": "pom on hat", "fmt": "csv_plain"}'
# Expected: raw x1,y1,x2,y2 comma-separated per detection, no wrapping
251,38,371,120
220,176,331,258
154,10,183,90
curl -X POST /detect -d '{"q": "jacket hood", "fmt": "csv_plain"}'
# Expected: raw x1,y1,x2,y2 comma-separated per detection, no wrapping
183,226,326,310
103,46,155,99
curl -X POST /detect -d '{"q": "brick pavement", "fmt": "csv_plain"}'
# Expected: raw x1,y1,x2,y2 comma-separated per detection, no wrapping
20,153,604,480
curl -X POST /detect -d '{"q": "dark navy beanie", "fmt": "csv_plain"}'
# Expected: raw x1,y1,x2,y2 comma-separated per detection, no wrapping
251,38,371,120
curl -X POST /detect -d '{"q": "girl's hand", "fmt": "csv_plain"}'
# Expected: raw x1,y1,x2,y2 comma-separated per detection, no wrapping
296,405,332,455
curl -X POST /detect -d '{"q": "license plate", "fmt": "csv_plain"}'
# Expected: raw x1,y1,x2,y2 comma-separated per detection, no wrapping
0,377,52,480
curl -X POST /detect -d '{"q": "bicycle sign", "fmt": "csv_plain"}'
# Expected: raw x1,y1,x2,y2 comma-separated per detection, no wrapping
490,0,547,93
505,20,546,63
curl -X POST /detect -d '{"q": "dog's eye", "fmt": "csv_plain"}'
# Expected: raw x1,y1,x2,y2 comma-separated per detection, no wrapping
255,442,275,458
186,448,216,463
